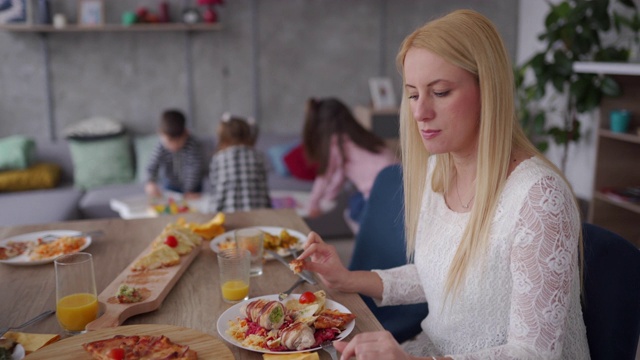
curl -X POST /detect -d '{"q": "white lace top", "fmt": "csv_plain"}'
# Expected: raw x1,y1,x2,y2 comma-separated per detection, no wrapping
374,157,590,359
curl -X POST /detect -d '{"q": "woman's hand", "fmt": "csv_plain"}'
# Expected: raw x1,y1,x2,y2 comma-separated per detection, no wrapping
307,207,322,219
183,192,201,200
333,331,412,360
297,232,351,291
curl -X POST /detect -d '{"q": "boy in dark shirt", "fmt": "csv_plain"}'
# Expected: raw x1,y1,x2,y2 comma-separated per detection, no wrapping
145,109,204,199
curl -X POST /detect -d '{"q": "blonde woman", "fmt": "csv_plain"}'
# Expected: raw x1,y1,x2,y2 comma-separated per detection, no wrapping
298,9,590,359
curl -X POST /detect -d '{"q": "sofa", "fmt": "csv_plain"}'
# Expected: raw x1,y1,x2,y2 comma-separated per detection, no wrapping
0,133,353,239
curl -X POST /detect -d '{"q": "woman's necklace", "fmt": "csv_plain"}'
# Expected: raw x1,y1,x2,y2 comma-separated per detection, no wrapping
455,174,475,209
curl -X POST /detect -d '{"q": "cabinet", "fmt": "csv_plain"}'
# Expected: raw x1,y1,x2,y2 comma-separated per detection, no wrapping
574,62,640,247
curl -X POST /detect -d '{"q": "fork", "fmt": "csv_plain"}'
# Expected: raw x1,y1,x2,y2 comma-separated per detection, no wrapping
321,341,339,360
278,278,305,301
41,230,104,242
0,309,55,337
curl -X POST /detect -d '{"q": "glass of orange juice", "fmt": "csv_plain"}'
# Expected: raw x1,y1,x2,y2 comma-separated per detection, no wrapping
54,252,98,335
217,248,250,303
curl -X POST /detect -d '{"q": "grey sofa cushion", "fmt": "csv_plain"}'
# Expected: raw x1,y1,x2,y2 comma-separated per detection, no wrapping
0,186,83,227
79,182,145,219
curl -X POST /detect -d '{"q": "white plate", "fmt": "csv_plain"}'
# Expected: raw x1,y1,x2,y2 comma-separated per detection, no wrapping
217,294,355,354
0,230,93,266
209,226,307,259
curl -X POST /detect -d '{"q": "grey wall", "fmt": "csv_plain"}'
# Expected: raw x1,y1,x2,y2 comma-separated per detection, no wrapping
0,0,518,141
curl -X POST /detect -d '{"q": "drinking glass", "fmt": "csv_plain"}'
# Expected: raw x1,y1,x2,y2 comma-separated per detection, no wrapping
235,228,264,276
217,248,251,303
54,252,98,335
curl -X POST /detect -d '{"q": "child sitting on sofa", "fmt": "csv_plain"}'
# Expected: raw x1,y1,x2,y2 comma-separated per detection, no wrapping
207,113,272,212
144,109,205,200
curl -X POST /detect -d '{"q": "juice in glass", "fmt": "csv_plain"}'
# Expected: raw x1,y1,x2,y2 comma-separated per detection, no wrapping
221,280,249,301
217,248,250,303
56,292,98,332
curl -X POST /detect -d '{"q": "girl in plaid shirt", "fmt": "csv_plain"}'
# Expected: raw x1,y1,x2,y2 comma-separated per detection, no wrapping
208,114,272,212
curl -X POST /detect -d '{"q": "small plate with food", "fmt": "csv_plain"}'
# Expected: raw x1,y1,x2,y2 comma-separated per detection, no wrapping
0,230,92,266
217,291,356,354
209,226,307,259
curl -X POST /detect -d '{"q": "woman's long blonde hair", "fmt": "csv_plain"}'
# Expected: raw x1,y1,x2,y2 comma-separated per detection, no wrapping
396,9,582,299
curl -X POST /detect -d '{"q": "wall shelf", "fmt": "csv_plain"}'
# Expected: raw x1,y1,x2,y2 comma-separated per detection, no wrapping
577,62,640,246
574,61,640,76
0,23,222,33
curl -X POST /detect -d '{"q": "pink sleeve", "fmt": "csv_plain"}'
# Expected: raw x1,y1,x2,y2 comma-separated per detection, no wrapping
308,139,346,211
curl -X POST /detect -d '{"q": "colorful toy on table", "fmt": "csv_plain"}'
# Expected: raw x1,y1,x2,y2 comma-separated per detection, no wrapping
152,198,191,215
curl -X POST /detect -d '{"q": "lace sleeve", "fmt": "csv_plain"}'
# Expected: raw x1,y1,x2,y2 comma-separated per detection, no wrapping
373,264,427,306
452,175,581,360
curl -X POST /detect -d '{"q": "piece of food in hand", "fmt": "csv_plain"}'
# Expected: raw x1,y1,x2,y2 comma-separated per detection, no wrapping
82,334,197,360
239,299,286,330
115,284,143,304
313,308,356,330
285,290,326,315
131,244,180,271
279,322,316,351
289,259,304,274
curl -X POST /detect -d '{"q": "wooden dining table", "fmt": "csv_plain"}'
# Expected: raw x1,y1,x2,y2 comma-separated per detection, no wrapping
0,208,383,359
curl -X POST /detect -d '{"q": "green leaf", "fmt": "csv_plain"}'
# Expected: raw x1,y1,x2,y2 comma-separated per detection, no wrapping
600,76,621,96
537,141,549,153
534,113,546,133
553,51,573,76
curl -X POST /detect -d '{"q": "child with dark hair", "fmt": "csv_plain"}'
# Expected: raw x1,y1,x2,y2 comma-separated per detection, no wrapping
302,97,398,227
145,109,205,199
208,113,271,212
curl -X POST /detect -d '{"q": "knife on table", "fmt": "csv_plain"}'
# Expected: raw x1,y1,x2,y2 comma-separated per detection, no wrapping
266,249,317,285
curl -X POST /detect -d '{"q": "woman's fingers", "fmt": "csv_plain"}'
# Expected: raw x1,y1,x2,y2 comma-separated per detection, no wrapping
335,331,406,360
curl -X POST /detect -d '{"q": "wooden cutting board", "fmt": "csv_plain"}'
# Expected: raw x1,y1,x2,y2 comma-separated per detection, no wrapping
25,324,234,359
85,240,202,331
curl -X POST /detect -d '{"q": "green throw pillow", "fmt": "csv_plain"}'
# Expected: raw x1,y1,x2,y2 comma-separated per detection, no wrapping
0,135,36,171
134,134,159,183
68,135,134,190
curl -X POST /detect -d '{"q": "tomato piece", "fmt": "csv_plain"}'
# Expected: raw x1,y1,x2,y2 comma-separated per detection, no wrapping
299,291,316,304
165,235,178,248
108,348,125,360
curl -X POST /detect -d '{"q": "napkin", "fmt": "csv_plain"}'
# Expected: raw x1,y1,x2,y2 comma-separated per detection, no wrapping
3,331,60,354
263,352,320,360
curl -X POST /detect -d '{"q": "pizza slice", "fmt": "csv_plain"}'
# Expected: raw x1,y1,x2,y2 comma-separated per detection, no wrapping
82,335,140,360
82,335,197,360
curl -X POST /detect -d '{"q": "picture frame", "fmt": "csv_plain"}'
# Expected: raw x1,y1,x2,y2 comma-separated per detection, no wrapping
368,77,397,110
0,0,28,24
78,0,104,26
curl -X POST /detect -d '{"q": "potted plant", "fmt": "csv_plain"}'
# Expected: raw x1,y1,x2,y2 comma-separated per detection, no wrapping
516,0,640,171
